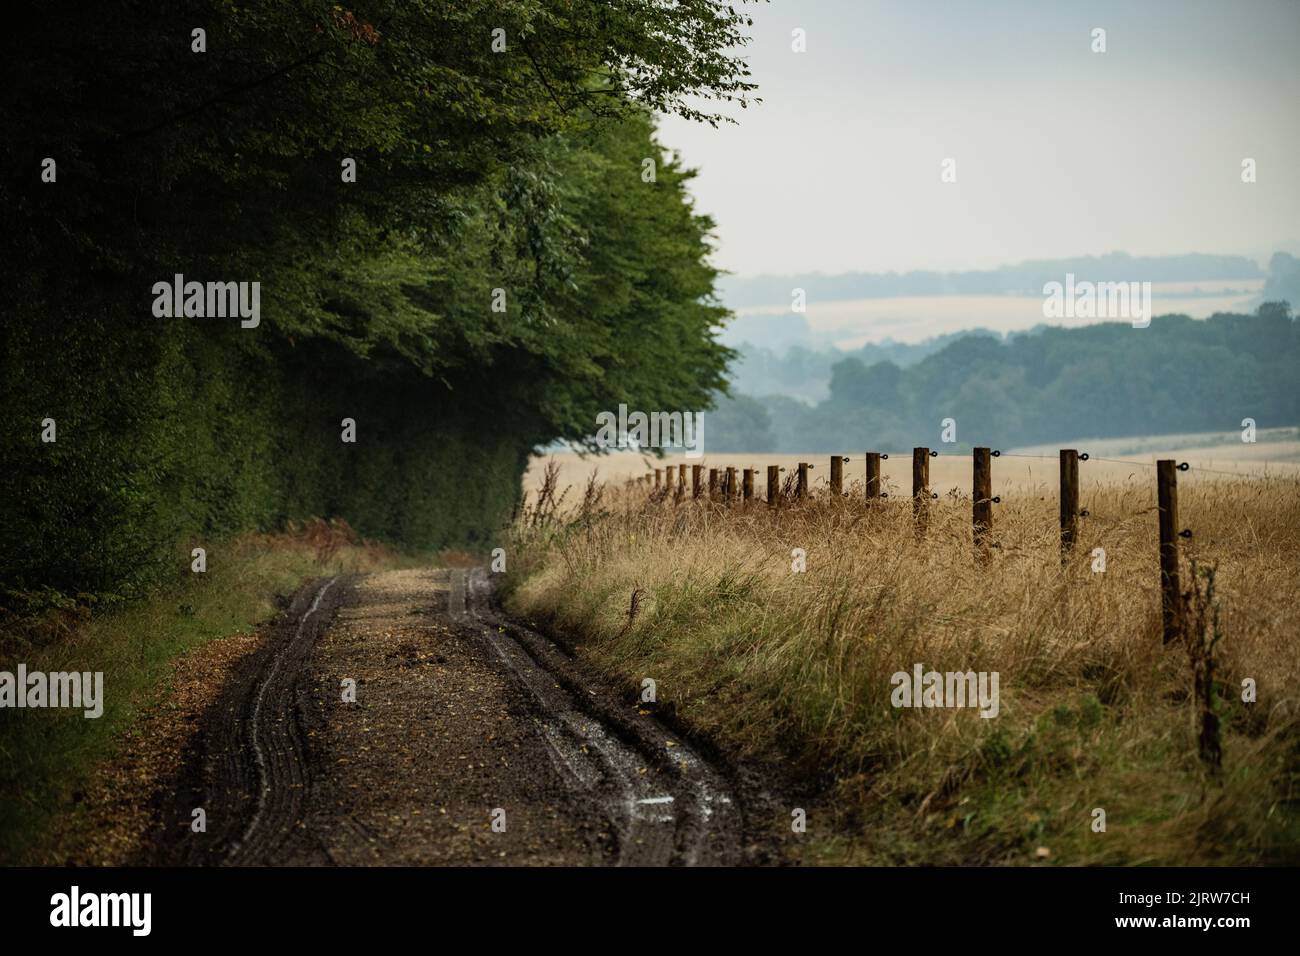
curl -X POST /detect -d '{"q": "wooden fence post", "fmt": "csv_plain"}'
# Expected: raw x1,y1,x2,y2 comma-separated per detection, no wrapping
742,468,754,502
654,468,662,490
664,466,673,496
677,464,687,502
912,447,930,531
797,462,810,499
865,452,882,500
692,464,703,499
830,456,847,496
1060,449,1079,559
725,467,738,504
1157,459,1182,644
973,447,993,559
767,465,780,506
708,468,719,500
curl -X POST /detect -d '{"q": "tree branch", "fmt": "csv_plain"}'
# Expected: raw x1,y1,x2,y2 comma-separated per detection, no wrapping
117,47,329,143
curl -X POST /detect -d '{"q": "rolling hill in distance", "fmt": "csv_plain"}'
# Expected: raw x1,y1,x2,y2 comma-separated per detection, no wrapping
718,249,1300,352
697,250,1300,453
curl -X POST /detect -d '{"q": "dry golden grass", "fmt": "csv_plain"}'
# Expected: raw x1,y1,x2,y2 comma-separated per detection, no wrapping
505,466,1300,865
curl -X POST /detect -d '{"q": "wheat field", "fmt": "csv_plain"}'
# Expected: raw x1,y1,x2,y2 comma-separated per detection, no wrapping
523,437,1300,499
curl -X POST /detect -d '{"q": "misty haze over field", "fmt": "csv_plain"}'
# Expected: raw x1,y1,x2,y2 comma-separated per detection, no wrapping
647,0,1300,452
660,0,1299,278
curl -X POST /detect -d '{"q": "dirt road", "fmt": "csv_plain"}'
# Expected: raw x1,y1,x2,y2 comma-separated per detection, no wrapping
145,568,776,866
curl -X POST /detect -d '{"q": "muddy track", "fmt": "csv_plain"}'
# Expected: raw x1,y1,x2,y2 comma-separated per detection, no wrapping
145,567,773,866
142,575,348,865
457,568,745,865
224,576,340,864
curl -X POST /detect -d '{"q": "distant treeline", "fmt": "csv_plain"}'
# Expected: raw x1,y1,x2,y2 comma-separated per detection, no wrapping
719,252,1267,308
728,331,983,402
707,305,1300,452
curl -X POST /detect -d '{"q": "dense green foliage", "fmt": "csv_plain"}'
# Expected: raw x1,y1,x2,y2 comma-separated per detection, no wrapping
1,2,754,601
709,305,1300,452
2,316,529,599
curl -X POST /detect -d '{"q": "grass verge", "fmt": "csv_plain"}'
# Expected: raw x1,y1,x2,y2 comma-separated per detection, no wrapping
0,519,416,864
503,466,1300,865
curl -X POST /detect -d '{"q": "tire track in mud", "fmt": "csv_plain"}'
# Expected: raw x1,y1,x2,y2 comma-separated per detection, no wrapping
151,568,769,866
154,576,347,866
224,576,338,864
457,568,745,866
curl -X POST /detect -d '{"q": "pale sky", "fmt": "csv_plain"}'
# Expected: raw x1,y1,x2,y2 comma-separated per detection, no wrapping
658,0,1300,278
